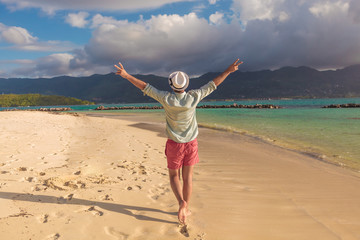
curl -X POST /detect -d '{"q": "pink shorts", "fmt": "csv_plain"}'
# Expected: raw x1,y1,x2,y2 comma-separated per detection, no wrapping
165,138,199,169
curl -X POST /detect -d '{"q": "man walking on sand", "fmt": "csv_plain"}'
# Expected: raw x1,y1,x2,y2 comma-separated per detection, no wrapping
114,59,243,224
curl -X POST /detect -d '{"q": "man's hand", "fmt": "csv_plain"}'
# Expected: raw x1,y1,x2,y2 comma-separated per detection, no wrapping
114,62,129,79
114,62,147,90
212,59,243,87
224,59,243,74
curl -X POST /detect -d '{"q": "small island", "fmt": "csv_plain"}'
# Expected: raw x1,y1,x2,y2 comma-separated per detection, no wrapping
0,94,94,107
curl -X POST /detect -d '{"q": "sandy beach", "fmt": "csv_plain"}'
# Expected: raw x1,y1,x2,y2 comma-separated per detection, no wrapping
1,111,360,240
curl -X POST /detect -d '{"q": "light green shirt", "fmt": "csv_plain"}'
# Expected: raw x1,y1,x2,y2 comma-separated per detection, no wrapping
142,81,217,143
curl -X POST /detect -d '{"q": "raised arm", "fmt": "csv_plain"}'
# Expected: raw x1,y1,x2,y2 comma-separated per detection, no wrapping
212,59,243,87
114,62,147,90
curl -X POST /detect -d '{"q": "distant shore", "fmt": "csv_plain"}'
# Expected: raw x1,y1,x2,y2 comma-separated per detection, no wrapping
0,94,94,108
2,101,360,112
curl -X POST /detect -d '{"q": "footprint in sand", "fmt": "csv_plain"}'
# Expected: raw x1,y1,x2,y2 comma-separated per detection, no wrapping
117,176,126,181
138,165,147,175
156,171,167,176
194,232,206,240
18,167,28,172
148,184,170,201
37,214,49,223
101,194,113,201
86,206,104,216
58,194,74,201
126,185,142,191
45,233,60,240
20,176,36,183
104,226,129,240
179,224,190,237
41,177,86,191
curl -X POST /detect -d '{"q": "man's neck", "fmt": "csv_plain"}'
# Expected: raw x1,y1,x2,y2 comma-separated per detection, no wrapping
174,90,185,94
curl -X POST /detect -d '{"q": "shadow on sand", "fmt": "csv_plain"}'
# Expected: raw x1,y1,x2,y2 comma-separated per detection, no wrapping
0,191,177,224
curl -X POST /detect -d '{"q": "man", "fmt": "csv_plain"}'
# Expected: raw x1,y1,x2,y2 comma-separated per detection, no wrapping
114,59,243,224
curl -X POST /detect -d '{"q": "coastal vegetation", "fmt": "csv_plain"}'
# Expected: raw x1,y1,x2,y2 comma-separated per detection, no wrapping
0,94,94,107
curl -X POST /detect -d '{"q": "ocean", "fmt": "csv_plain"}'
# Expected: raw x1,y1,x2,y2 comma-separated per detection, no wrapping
2,98,360,171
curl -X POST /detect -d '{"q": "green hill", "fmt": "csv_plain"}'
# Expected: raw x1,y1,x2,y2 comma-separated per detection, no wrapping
0,94,94,107
1,65,360,103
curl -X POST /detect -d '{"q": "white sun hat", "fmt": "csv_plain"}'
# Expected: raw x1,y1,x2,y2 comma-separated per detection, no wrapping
168,71,189,91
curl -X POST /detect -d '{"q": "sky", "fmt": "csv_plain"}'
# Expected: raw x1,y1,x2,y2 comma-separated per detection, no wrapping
0,0,360,78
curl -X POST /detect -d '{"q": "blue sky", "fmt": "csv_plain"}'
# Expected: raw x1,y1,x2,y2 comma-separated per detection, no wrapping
0,0,360,78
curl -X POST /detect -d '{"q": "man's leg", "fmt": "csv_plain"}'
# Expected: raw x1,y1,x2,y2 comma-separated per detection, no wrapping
182,165,194,215
168,168,183,203
169,168,187,223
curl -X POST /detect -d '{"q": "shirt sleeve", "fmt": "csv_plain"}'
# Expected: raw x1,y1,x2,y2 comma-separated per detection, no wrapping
142,84,168,104
191,81,217,101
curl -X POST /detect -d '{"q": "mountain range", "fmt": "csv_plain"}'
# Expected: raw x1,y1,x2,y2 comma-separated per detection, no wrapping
1,65,360,103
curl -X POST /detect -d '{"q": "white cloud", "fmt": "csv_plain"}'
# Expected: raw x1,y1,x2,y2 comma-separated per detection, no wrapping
0,22,79,52
8,52,110,77
278,11,289,22
73,13,243,76
191,4,207,14
73,2,360,75
1,25,37,45
309,1,349,18
11,53,75,78
232,0,286,22
65,12,89,28
209,0,217,4
0,0,194,14
36,53,74,75
4,0,360,78
209,12,224,25
91,14,129,28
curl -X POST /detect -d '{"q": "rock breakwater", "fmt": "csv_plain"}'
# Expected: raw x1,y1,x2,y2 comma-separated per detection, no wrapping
94,103,281,110
322,103,360,108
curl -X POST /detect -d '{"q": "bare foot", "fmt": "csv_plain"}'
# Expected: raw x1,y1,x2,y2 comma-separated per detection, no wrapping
178,200,187,224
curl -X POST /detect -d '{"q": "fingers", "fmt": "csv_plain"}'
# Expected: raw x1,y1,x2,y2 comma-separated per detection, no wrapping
232,59,243,66
114,62,124,70
236,61,243,66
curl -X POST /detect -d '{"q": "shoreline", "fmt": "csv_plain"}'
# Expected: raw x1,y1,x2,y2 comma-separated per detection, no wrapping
87,111,360,238
83,111,360,173
197,122,359,172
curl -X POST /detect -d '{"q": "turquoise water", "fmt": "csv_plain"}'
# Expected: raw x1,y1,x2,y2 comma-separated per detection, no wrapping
196,98,360,170
2,98,360,170
196,107,360,169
